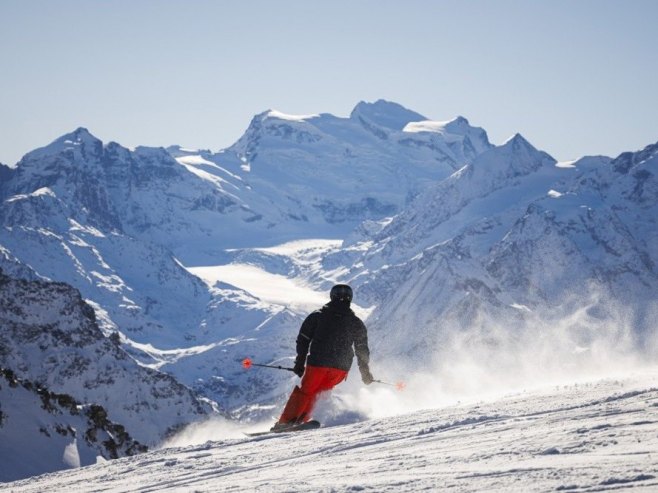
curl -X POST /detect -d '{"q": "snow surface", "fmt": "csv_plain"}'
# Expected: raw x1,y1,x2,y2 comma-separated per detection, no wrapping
187,239,370,316
6,369,658,492
265,109,320,122
188,259,373,320
189,263,327,312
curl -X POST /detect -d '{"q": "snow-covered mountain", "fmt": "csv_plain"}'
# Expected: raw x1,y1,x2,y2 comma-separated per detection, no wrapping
338,137,658,366
168,99,492,249
5,370,658,492
0,269,213,447
0,125,305,412
1,100,656,481
0,99,497,414
0,368,146,482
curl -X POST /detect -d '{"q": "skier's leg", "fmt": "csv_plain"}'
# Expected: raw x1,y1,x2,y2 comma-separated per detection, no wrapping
277,386,307,424
277,366,325,424
296,390,322,423
323,367,349,389
296,367,348,421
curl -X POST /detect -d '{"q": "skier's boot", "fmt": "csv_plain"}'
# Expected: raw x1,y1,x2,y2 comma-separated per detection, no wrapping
270,421,295,432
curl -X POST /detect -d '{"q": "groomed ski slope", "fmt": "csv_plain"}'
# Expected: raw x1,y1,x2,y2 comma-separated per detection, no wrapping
6,369,658,492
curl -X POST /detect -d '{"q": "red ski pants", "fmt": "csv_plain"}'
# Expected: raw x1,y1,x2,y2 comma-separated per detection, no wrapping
278,365,348,424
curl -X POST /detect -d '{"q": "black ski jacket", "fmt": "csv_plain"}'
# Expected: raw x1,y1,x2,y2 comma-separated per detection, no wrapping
295,300,371,377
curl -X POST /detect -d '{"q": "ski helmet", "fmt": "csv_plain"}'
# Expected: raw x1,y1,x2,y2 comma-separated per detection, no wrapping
330,284,353,302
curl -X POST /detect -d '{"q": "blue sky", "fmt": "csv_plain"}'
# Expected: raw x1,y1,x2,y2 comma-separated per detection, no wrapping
1,0,656,165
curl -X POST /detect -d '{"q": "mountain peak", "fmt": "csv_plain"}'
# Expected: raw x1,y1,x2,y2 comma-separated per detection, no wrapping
350,99,427,131
611,140,658,174
70,126,93,136
502,133,535,152
58,127,102,146
21,127,103,164
447,115,469,127
481,132,556,173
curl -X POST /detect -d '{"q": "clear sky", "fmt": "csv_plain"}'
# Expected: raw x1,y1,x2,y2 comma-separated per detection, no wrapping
1,0,657,165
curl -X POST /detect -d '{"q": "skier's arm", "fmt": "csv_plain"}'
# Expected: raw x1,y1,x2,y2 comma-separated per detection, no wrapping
353,319,373,384
294,312,317,375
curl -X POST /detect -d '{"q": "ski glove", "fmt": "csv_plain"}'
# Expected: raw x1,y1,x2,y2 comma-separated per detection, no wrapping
293,359,305,378
361,368,374,385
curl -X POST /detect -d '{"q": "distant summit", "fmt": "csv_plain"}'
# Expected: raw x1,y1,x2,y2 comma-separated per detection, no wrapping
20,127,103,163
350,99,428,131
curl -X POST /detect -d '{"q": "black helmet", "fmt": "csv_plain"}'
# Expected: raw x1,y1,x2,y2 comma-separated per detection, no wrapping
330,284,353,302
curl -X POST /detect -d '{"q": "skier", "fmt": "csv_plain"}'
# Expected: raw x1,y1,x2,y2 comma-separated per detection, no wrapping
271,283,374,431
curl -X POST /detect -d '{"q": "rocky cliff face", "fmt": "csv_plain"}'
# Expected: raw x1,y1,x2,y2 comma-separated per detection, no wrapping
0,269,213,447
344,139,658,365
0,368,146,482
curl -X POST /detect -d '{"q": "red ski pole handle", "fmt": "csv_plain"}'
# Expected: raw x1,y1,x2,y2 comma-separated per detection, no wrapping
242,358,295,372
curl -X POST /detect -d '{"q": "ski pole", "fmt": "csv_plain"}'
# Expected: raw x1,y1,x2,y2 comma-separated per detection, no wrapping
373,379,406,391
242,357,295,372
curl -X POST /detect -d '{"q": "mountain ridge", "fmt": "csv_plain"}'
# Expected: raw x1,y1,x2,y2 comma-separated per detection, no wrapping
0,368,147,482
0,268,215,447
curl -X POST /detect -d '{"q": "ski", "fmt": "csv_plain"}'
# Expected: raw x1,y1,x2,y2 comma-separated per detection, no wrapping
245,420,321,437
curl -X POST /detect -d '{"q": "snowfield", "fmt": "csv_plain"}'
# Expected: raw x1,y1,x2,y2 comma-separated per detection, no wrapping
6,369,658,492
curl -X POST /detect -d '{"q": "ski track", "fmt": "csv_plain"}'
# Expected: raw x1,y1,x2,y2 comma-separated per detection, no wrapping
5,373,658,492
